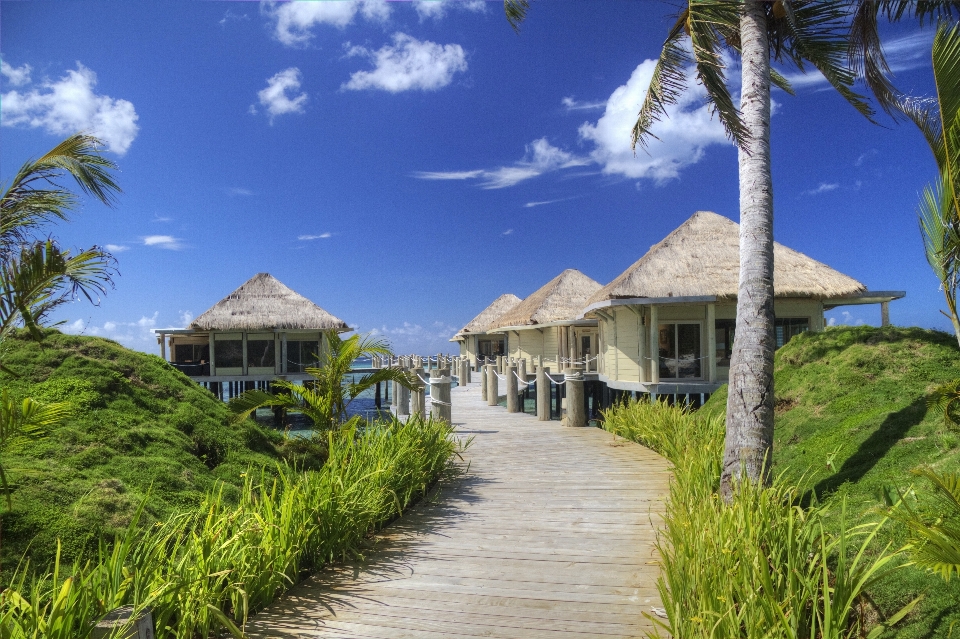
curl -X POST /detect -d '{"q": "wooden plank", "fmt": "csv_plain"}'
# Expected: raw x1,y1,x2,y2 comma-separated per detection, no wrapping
247,382,671,638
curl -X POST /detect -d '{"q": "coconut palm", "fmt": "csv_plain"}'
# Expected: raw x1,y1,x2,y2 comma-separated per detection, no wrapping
505,0,958,496
889,467,960,583
0,133,120,508
229,330,415,432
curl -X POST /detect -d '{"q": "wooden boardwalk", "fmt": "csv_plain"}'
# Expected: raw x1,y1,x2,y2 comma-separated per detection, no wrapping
246,382,672,639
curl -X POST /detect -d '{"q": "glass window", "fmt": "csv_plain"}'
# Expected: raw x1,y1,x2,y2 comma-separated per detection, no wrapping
247,339,275,368
715,320,736,367
659,323,701,379
174,343,209,363
478,339,505,357
214,340,243,368
287,340,320,373
775,318,809,349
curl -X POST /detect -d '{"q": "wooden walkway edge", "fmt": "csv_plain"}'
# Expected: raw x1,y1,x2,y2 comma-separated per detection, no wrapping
246,382,672,638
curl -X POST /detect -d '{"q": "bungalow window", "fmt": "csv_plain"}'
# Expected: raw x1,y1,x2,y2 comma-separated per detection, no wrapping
715,320,736,367
174,343,209,363
775,318,809,348
214,339,243,368
287,340,320,373
478,339,505,358
247,339,275,368
659,323,702,379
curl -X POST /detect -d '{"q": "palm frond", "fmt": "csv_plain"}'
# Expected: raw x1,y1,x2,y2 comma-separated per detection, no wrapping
933,21,960,218
928,376,960,427
846,0,901,117
504,0,530,32
876,0,960,25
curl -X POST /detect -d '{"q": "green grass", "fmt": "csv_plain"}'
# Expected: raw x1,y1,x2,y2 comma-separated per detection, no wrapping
0,329,318,577
702,325,960,638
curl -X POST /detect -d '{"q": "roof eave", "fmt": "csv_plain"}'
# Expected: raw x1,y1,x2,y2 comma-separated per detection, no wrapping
822,290,906,310
580,295,719,319
492,318,599,332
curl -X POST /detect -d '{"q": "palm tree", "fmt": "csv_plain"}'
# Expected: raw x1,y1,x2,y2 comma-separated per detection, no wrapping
505,0,957,496
889,467,960,583
229,330,415,432
0,133,120,507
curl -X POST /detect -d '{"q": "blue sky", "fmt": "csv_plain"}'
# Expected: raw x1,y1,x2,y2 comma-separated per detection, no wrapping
0,0,948,355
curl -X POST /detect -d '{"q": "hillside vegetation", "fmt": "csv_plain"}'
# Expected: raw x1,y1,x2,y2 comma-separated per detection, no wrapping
703,326,960,637
0,330,307,575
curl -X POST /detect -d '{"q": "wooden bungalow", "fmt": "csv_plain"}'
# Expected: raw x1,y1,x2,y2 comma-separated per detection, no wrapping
491,269,603,371
154,273,349,386
451,293,522,366
581,211,905,398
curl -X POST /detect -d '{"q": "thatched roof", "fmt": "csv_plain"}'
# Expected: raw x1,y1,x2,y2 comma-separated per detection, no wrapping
190,273,348,331
494,269,603,328
453,293,523,339
587,211,865,305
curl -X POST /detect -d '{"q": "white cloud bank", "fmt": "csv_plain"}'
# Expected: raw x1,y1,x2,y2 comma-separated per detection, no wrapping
343,33,467,93
368,321,459,355
65,312,159,350
298,233,332,240
1,62,139,155
415,58,731,188
253,67,308,122
264,0,391,46
413,0,485,21
143,235,184,250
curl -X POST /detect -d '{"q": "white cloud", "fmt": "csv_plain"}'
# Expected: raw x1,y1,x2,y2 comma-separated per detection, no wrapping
179,310,193,326
1,60,32,86
298,232,332,240
254,67,308,122
367,320,459,355
151,215,172,223
143,235,184,250
105,244,129,252
414,137,590,189
804,182,839,195
502,229,513,235
413,0,485,21
228,187,254,196
827,310,866,327
63,311,160,349
219,9,249,26
562,96,605,112
342,33,467,93
855,149,878,166
579,59,731,182
264,0,390,47
525,197,576,208
1,62,139,155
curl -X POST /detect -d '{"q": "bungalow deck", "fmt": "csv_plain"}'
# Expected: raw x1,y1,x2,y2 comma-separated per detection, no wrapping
245,381,671,639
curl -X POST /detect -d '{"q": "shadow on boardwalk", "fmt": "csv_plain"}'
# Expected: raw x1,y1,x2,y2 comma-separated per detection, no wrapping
246,384,671,639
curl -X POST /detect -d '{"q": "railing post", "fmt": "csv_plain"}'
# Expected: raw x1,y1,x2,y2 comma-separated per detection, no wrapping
409,369,425,417
487,364,499,406
506,363,519,413
537,366,550,421
430,367,452,423
518,358,527,383
481,363,489,401
397,366,410,416
564,366,586,427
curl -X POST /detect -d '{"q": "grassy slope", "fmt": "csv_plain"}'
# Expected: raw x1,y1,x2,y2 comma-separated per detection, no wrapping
703,326,960,638
0,330,295,575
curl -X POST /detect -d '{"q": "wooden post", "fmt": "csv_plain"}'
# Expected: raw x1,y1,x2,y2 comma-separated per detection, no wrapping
410,369,425,416
637,308,648,384
241,331,248,376
649,305,660,384
158,334,166,361
518,358,527,383
537,366,550,421
430,367,452,423
881,301,890,327
481,363,489,401
397,367,410,416
506,363,519,413
92,606,155,639
564,366,586,427
208,333,216,376
487,364,499,406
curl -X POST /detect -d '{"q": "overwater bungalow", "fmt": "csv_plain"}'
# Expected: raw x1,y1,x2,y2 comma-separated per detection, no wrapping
581,211,904,399
490,269,603,371
451,293,522,366
154,273,349,391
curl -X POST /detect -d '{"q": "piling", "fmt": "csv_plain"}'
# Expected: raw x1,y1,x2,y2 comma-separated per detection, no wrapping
487,364,499,406
563,366,586,427
481,364,489,401
506,363,519,413
397,368,410,416
537,366,550,421
409,369,425,416
518,358,527,383
431,367,452,423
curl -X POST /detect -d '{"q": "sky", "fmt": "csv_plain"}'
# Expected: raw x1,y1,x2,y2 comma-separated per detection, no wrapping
0,0,949,355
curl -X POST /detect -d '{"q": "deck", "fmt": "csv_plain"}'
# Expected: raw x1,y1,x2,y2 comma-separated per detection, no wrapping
245,381,672,639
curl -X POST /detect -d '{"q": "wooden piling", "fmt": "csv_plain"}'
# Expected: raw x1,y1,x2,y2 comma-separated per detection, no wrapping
564,366,586,427
487,364,499,406
481,364,489,401
506,363,519,413
537,366,550,421
409,369,425,416
430,367,452,423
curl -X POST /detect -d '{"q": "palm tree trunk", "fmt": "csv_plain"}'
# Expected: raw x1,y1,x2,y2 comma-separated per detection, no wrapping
720,0,776,500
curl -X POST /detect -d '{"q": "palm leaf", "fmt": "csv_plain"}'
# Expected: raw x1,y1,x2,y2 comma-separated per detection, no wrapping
846,0,900,118
504,0,530,32
933,21,960,218
633,11,692,151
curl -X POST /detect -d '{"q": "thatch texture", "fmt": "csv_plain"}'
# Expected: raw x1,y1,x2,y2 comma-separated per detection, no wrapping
191,273,348,331
453,294,523,339
587,211,866,305
494,270,603,328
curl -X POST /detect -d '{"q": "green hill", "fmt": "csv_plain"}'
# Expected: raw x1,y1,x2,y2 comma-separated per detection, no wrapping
0,330,310,576
704,326,960,638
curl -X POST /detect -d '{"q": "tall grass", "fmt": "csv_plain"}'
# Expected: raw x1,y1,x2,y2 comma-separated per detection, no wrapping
603,400,914,639
0,414,457,638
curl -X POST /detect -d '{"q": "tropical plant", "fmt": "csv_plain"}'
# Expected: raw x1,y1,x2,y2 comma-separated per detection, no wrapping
888,467,960,583
229,330,414,431
0,133,120,508
505,0,957,496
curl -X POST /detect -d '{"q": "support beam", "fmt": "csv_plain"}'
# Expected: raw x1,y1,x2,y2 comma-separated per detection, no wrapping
649,305,659,384
707,303,717,383
881,301,890,327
